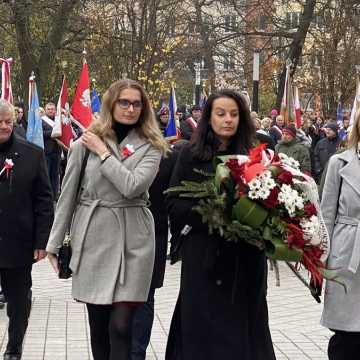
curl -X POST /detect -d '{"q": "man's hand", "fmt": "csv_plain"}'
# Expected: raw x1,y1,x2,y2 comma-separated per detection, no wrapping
47,253,59,274
33,249,47,262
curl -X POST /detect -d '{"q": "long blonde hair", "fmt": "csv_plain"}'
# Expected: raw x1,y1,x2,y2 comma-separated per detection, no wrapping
348,109,360,149
88,79,169,154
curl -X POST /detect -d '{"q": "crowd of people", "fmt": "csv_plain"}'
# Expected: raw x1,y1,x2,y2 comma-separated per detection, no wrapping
0,79,359,360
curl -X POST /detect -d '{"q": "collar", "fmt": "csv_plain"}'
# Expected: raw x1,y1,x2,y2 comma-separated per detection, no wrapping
0,131,14,153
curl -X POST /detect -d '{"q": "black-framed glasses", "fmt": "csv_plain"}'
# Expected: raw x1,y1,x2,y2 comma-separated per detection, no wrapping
116,99,142,110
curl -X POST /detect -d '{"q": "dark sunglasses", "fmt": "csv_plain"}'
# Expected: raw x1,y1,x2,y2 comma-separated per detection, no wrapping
116,99,142,110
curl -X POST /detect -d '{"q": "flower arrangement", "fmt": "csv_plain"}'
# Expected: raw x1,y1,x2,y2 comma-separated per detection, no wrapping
167,144,340,293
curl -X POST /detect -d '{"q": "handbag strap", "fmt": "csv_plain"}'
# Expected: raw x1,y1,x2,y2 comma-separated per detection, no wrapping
75,148,90,200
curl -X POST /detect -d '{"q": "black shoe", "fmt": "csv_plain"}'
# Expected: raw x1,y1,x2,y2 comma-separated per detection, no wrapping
4,345,22,360
4,354,22,360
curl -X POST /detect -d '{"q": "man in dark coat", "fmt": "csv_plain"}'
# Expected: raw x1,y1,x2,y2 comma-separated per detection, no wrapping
313,122,339,182
269,114,284,144
42,102,61,199
180,105,202,140
131,140,186,360
0,100,54,360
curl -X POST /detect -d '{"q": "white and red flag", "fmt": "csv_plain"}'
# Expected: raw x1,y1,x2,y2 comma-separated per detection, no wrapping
294,86,302,129
280,61,295,125
71,60,92,129
0,58,13,104
52,76,74,149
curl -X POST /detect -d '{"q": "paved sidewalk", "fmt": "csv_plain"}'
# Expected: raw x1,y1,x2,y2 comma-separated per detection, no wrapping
0,260,331,359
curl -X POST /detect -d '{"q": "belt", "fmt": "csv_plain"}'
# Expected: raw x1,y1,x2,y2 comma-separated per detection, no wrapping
71,197,148,284
335,215,360,274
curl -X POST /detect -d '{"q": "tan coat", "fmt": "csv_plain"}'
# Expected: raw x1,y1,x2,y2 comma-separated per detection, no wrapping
46,129,161,304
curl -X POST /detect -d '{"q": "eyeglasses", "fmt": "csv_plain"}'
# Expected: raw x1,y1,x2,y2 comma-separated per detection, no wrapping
116,99,142,110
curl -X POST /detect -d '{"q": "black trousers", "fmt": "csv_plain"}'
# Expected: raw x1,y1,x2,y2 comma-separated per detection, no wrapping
328,330,360,360
131,287,156,360
0,266,32,350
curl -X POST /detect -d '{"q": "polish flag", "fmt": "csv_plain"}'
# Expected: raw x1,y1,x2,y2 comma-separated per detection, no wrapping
294,86,302,129
52,76,74,149
0,58,13,104
71,60,92,129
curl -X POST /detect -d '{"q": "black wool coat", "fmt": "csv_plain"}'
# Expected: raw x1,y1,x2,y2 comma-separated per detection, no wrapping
149,146,181,288
165,144,275,360
0,133,54,268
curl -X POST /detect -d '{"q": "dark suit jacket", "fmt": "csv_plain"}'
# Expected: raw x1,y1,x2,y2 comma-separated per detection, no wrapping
0,133,54,268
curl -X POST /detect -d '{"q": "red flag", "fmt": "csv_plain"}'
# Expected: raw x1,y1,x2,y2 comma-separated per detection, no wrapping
52,76,74,149
0,58,13,104
71,60,92,129
294,86,301,129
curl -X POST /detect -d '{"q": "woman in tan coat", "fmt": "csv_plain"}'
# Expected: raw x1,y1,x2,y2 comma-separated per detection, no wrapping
46,79,168,360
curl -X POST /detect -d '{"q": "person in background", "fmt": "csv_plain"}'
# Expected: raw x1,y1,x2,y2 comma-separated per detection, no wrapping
165,90,275,360
313,122,339,182
13,107,26,139
131,140,186,360
254,117,275,151
270,108,278,123
0,99,54,360
42,102,61,199
180,105,202,140
269,114,284,145
275,124,311,174
320,109,360,360
338,116,351,142
157,106,169,136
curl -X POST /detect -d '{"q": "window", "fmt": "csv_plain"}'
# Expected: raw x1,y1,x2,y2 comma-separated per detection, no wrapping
224,54,235,70
258,15,268,30
286,12,301,29
224,15,237,32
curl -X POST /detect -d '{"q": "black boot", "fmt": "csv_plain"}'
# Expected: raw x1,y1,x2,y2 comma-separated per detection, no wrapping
3,343,22,360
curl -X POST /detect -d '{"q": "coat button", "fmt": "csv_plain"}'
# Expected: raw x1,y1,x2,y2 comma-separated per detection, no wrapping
216,279,222,286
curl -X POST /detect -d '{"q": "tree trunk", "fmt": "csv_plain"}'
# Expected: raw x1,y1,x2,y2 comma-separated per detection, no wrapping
10,0,80,101
275,0,317,109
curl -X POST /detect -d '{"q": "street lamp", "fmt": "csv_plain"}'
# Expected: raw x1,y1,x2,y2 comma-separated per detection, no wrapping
252,49,261,113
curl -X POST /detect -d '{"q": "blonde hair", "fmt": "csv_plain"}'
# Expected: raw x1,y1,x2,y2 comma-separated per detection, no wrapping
0,99,15,122
261,117,271,130
348,109,360,149
88,79,169,154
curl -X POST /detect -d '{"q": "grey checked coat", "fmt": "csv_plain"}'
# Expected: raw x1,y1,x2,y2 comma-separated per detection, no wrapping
321,148,360,331
46,129,161,304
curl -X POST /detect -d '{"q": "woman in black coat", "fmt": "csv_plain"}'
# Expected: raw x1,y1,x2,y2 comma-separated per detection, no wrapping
165,90,275,360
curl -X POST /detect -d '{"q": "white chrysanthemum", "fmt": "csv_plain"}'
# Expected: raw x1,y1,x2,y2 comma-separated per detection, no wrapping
278,153,300,170
249,178,261,190
247,171,276,200
278,184,304,217
300,215,321,245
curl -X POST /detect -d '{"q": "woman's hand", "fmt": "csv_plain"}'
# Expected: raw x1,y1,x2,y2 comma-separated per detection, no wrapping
81,131,108,156
47,252,59,274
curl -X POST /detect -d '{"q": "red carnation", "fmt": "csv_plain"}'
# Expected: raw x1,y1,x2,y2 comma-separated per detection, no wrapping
262,186,280,209
286,223,305,249
277,170,293,185
304,203,317,217
226,159,246,184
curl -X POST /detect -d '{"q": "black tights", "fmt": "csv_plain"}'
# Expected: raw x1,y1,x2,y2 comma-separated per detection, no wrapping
86,303,136,360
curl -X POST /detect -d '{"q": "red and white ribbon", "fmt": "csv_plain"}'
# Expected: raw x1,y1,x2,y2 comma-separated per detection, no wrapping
0,158,14,178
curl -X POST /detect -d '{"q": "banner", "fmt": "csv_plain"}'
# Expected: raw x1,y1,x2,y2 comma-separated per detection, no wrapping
71,60,92,129
52,76,74,149
280,63,295,125
91,88,101,113
26,74,44,148
294,86,301,129
0,58,13,104
165,85,178,141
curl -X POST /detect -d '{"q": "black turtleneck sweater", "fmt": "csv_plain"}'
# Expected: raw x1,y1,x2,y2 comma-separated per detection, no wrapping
0,132,15,156
112,122,137,144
